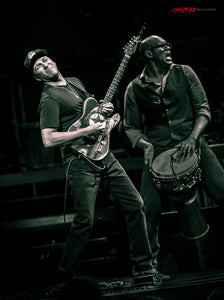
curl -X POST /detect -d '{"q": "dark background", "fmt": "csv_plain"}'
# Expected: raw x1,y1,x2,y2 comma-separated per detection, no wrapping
1,1,224,295
0,0,223,174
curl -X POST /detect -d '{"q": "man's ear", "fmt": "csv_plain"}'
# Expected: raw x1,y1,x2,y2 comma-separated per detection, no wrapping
145,50,153,59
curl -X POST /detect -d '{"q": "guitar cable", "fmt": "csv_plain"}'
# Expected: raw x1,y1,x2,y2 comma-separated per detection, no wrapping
62,156,76,232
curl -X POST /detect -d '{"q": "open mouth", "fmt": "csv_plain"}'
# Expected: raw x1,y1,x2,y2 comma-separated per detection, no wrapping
165,52,172,62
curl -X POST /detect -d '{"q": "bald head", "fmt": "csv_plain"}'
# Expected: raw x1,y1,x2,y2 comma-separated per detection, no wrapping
139,35,173,67
139,35,167,58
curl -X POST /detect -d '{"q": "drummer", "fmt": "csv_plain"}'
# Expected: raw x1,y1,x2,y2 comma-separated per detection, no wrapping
123,35,224,277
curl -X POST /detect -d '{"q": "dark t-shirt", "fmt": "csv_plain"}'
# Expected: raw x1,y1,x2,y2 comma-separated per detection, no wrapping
39,77,89,131
38,77,91,162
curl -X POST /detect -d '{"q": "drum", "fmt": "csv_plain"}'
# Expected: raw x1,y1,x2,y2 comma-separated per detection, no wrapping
150,148,202,196
177,195,209,239
151,147,209,239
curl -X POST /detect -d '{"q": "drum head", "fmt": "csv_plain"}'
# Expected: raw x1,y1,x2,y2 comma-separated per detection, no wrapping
152,148,199,179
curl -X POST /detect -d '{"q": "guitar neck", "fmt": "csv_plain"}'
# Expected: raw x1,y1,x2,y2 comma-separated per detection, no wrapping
103,54,131,103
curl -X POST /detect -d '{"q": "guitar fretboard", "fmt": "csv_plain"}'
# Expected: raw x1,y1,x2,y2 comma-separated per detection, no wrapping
104,54,131,103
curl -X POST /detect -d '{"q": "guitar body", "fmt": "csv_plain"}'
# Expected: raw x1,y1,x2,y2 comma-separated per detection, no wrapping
69,97,100,131
68,97,118,161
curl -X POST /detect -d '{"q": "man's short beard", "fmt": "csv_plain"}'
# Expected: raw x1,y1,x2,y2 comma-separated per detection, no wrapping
37,72,59,82
50,73,59,82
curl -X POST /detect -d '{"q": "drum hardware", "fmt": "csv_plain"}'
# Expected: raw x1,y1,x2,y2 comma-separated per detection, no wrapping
169,153,202,193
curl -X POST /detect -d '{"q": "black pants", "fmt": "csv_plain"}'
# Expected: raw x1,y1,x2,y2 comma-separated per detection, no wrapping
59,151,154,274
140,139,224,268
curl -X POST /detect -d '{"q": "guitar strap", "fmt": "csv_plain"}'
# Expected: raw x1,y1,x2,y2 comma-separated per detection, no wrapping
66,78,93,98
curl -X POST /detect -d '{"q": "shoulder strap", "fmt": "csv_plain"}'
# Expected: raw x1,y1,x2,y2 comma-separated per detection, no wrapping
66,78,92,97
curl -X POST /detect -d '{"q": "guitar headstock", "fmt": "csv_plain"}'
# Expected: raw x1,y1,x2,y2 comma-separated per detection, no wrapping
123,24,146,56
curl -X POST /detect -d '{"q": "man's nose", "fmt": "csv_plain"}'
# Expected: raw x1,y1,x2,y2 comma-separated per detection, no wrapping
43,62,48,68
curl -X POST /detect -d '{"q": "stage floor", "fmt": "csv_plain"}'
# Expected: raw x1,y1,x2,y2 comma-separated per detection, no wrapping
99,269,224,299
1,269,224,300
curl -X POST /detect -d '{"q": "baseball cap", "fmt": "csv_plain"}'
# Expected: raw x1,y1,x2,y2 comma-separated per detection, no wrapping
24,49,48,72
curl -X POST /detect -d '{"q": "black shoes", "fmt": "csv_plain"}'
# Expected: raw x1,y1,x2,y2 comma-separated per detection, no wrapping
57,269,78,285
133,268,170,284
154,271,170,282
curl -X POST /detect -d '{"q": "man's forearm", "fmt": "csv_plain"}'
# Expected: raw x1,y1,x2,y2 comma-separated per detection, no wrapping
190,115,209,141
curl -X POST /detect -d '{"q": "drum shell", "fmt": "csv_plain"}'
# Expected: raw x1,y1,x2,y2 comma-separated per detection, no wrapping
177,196,209,239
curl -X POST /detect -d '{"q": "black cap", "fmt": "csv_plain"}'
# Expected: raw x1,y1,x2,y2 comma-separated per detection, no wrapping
24,49,48,72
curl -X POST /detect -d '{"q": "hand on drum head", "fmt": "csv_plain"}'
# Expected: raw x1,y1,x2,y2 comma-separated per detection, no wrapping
176,136,197,159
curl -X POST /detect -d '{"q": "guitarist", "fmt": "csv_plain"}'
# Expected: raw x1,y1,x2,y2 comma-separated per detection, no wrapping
24,49,162,284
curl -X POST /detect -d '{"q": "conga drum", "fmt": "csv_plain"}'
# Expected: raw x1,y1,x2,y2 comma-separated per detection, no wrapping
151,147,209,239
150,148,201,196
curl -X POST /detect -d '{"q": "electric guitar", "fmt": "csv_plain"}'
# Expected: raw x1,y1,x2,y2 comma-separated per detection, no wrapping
68,25,146,161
